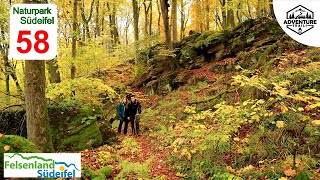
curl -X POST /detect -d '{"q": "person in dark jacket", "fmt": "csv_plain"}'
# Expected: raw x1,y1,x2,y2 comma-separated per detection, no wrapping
127,95,142,135
117,97,128,134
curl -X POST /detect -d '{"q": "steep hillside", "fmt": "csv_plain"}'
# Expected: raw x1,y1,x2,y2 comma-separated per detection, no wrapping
133,17,320,179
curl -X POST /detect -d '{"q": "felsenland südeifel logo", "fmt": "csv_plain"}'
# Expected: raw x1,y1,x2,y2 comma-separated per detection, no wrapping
4,153,81,178
284,5,317,35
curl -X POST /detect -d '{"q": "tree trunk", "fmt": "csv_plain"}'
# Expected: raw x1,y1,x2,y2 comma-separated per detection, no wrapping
205,0,210,31
24,0,54,153
25,60,54,153
47,58,61,83
269,0,274,17
101,3,105,33
107,2,120,46
149,1,153,36
133,0,139,41
112,12,120,45
95,0,100,37
236,2,242,23
227,0,235,28
80,0,95,40
125,27,129,44
0,21,10,101
180,0,185,39
160,0,172,49
157,0,161,35
4,56,10,98
220,0,227,29
71,0,77,79
171,0,177,42
143,0,150,37
10,68,23,94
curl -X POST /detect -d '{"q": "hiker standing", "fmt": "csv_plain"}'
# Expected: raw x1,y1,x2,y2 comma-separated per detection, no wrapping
117,97,129,134
128,95,142,135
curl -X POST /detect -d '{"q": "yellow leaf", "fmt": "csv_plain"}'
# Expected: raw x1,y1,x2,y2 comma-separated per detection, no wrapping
276,121,285,128
298,107,304,112
199,125,206,129
0,133,5,138
231,82,239,86
280,104,288,113
233,137,240,142
176,172,187,177
312,120,320,126
183,123,189,128
190,150,197,154
278,177,289,180
305,105,312,111
284,168,297,177
186,154,191,161
226,166,237,174
4,145,10,152
293,94,307,102
278,88,289,96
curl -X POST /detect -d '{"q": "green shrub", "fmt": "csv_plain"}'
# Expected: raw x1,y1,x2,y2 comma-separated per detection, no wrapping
116,159,152,179
82,165,112,180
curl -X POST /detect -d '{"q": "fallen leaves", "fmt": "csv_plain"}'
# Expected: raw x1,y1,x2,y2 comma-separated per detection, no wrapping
4,145,10,152
284,168,297,177
282,166,297,177
280,104,288,113
0,133,5,138
276,121,285,128
312,120,320,126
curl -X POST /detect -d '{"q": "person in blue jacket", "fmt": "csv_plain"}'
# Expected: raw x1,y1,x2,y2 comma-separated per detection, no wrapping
117,97,128,134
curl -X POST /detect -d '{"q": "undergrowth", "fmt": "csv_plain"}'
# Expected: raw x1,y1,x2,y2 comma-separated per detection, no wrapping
144,49,320,179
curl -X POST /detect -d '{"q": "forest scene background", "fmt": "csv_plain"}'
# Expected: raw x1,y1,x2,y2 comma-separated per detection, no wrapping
0,0,319,179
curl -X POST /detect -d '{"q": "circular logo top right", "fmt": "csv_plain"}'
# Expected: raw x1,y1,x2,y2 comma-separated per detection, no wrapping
273,0,320,47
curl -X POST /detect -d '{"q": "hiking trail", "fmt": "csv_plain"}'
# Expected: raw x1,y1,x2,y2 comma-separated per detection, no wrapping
81,63,179,179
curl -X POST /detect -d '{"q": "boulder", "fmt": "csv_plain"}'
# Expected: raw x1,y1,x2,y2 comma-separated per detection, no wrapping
0,135,40,177
48,105,105,151
0,105,116,152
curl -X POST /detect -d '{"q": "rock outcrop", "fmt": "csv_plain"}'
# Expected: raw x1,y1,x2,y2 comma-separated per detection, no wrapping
135,17,304,95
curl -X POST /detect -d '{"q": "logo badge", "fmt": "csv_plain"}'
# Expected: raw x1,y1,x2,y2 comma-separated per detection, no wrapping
273,0,320,47
9,4,58,60
285,5,315,35
4,153,81,178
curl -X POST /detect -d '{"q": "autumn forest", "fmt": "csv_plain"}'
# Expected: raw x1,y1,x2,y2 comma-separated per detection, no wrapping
0,0,319,179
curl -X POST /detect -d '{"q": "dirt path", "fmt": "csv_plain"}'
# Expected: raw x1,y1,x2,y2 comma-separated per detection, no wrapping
134,135,179,179
80,62,180,179
82,132,179,179
81,89,179,179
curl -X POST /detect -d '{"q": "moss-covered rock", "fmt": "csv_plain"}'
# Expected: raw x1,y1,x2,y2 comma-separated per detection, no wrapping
0,135,40,177
0,104,114,152
99,122,117,144
48,105,105,151
134,17,302,95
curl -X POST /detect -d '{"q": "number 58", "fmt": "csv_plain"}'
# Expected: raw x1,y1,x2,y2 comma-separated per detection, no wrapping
17,30,49,54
